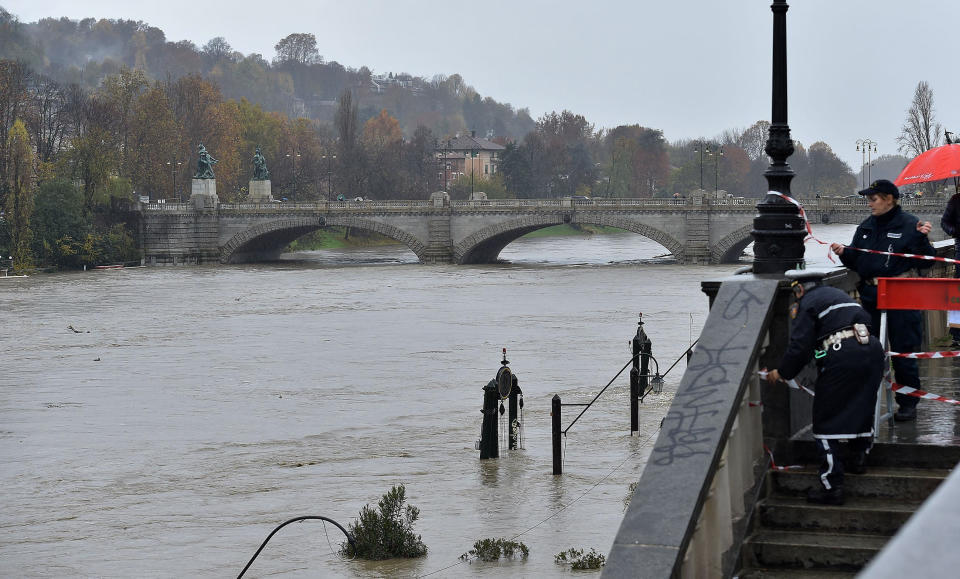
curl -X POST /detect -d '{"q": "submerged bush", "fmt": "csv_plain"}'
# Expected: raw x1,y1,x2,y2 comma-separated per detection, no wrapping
459,537,529,563
339,484,427,560
555,547,606,570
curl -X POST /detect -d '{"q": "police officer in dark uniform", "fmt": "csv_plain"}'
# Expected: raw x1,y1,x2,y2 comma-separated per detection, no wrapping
940,187,960,346
829,179,934,421
766,270,885,505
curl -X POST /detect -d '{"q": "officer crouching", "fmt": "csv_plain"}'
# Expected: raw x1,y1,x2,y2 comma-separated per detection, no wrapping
765,270,885,506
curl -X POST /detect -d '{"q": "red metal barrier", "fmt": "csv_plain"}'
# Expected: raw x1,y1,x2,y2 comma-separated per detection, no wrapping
877,278,960,311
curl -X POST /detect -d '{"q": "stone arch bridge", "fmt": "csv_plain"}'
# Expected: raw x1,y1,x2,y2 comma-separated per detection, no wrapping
139,196,945,265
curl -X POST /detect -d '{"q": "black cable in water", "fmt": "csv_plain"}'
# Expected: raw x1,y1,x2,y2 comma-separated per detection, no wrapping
662,339,698,378
237,515,355,578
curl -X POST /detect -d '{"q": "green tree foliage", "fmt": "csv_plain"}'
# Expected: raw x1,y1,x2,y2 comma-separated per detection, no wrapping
603,125,669,197
459,538,529,563
340,484,427,560
4,118,34,272
555,547,605,570
30,179,87,263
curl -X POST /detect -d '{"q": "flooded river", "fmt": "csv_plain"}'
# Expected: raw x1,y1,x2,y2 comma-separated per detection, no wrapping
0,226,857,577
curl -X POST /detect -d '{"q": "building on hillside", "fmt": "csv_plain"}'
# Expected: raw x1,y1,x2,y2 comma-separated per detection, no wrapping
435,132,506,189
370,72,422,95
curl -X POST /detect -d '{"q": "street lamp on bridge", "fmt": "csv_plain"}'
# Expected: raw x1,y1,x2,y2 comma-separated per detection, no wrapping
693,141,710,192
711,146,724,195
856,139,878,189
286,151,301,198
321,152,336,200
166,159,182,202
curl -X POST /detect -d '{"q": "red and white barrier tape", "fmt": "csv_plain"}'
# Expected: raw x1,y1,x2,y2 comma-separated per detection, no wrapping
886,377,960,406
758,370,815,396
888,349,960,359
763,443,804,471
766,191,957,265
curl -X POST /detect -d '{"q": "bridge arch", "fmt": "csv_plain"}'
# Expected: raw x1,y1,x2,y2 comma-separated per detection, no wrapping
712,224,754,264
573,213,684,261
318,215,427,259
453,213,683,264
221,217,323,263
221,215,427,263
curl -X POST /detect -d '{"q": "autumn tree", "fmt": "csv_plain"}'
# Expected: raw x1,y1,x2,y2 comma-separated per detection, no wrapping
604,125,668,197
167,74,223,159
804,142,855,197
69,95,120,209
0,59,31,207
273,33,322,65
335,89,363,197
202,37,233,60
100,67,148,178
363,109,403,198
5,119,34,272
129,84,181,199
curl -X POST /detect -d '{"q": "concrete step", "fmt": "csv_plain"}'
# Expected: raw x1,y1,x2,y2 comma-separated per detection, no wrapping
786,440,960,470
758,495,916,535
735,567,857,578
770,466,949,500
744,529,889,571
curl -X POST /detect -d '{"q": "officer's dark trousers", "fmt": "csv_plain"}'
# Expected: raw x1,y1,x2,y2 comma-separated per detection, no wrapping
816,437,872,490
864,305,922,410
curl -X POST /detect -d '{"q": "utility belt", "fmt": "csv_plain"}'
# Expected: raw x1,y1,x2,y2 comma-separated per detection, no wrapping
861,269,919,286
817,323,871,356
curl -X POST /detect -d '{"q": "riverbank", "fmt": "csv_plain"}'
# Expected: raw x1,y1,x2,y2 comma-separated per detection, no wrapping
286,224,624,251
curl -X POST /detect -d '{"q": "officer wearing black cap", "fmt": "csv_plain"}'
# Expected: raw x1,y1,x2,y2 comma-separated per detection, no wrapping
829,179,934,421
765,270,884,505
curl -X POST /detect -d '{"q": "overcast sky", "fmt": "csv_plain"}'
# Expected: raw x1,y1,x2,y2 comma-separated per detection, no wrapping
5,0,958,171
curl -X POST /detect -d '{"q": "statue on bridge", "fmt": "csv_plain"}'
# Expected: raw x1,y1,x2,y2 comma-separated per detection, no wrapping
194,144,218,179
251,146,270,181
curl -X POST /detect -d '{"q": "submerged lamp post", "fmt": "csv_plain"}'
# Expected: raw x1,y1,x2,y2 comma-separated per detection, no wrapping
751,0,805,274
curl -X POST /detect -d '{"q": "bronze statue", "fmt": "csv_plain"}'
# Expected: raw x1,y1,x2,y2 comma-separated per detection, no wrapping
194,144,218,179
252,146,270,181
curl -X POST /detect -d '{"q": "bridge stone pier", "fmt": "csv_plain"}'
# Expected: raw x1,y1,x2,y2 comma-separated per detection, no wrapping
138,195,946,266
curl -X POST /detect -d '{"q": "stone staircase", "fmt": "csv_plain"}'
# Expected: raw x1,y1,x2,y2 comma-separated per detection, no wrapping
735,442,958,577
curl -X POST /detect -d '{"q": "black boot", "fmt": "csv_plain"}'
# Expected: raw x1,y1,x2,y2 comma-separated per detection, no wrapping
848,451,867,475
806,486,845,506
894,404,917,421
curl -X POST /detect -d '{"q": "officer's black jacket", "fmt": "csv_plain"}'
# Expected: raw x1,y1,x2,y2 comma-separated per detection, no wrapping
941,193,960,239
779,285,872,381
839,205,935,280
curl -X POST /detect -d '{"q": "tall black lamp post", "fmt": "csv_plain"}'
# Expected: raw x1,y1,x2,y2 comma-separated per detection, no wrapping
712,146,724,195
751,0,805,274
166,159,182,202
693,141,709,192
856,139,877,189
286,151,301,197
322,152,336,200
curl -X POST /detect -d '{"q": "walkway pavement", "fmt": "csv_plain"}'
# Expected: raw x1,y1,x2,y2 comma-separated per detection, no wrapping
877,357,960,446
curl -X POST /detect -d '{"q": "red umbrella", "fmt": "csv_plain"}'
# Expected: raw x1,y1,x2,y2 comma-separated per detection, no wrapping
894,143,960,187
